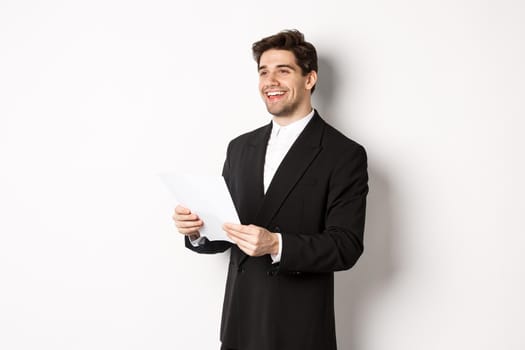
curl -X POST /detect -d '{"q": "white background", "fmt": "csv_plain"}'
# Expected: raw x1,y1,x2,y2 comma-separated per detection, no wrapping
1,1,524,349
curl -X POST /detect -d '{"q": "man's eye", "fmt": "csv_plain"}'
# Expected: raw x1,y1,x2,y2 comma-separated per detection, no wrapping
259,71,268,76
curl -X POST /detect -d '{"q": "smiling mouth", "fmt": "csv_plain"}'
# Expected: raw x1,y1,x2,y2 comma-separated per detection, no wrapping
266,91,286,101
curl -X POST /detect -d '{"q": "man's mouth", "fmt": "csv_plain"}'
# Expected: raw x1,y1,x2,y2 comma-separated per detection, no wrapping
266,91,286,101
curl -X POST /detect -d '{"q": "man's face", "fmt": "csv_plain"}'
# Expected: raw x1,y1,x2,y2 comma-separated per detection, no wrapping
258,49,316,119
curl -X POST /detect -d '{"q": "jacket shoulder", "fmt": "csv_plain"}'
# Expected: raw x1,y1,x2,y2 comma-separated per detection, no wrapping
227,123,270,149
322,120,367,155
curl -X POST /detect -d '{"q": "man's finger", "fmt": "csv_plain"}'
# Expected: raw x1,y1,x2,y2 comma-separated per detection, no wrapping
225,228,248,243
176,220,202,229
173,212,199,221
227,228,266,248
227,230,260,250
223,223,251,233
175,205,191,214
224,223,261,236
178,228,201,236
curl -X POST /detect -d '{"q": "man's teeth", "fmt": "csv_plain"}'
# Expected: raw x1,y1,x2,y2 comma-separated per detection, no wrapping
267,91,285,96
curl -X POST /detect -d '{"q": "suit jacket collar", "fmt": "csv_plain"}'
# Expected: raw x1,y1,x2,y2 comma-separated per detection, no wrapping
243,120,273,209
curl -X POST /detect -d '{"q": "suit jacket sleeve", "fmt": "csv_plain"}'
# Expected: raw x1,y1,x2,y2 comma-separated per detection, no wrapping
279,145,368,273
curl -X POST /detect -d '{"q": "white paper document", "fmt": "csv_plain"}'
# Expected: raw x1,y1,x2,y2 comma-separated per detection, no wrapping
159,173,238,243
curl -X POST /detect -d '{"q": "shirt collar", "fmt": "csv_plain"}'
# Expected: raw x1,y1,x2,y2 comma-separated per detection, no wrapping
270,109,315,139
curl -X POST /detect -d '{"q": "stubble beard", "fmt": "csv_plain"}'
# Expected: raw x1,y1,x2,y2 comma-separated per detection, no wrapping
264,99,301,119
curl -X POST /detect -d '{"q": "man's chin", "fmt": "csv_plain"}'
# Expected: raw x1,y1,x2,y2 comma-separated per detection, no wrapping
265,105,290,118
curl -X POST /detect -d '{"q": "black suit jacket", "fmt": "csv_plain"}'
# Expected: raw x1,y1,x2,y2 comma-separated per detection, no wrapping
186,111,368,350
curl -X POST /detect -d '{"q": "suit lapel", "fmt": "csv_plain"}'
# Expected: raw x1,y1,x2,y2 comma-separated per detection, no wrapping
256,113,325,227
247,124,271,205
235,122,271,267
238,122,272,223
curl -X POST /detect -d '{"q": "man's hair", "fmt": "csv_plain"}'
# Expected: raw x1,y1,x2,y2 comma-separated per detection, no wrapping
252,29,318,93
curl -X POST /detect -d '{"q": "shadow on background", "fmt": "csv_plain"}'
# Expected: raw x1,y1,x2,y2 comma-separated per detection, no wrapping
315,55,399,349
335,167,398,349
312,55,339,119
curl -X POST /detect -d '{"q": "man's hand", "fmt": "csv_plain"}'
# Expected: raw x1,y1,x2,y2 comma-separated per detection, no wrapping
172,205,203,240
223,223,279,257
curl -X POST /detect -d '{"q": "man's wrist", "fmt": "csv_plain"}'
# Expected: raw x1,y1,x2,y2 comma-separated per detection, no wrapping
272,232,280,255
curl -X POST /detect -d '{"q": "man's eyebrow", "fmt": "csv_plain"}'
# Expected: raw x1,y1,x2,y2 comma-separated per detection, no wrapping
258,64,296,71
276,64,295,70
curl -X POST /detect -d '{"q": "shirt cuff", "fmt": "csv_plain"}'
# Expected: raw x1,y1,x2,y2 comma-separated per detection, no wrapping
188,235,206,247
270,233,282,264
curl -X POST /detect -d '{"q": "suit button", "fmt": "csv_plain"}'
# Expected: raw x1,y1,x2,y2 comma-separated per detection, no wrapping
238,267,244,273
267,270,276,277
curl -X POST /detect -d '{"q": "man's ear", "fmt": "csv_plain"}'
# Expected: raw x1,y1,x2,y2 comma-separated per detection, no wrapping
305,70,318,91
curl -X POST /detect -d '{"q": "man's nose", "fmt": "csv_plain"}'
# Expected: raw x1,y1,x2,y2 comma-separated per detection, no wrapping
264,72,280,86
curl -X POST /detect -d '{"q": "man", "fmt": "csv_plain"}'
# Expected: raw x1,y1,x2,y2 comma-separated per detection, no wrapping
173,29,368,350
